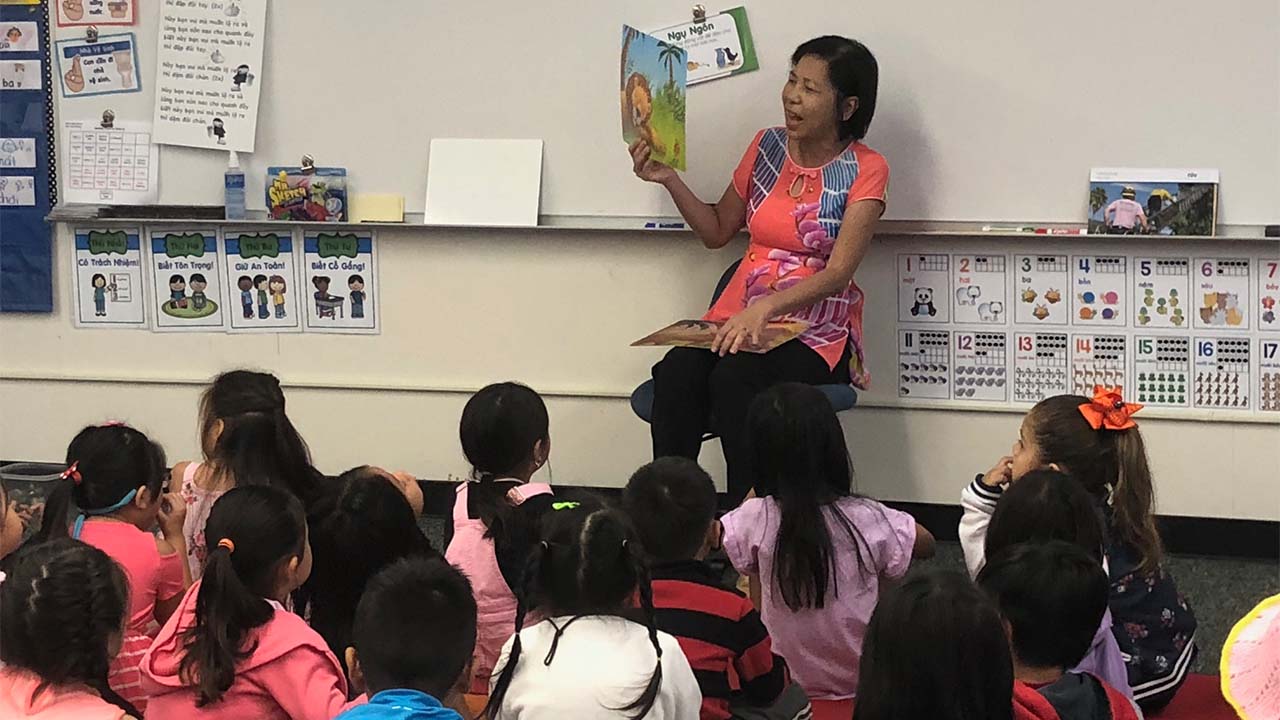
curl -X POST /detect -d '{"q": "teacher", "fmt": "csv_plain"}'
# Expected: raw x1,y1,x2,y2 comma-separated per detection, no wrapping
630,36,888,504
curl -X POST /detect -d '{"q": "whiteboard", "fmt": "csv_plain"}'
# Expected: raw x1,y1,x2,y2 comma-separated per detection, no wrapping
49,0,1280,223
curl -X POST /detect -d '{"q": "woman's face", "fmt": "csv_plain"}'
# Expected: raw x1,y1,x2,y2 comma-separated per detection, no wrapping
781,55,845,142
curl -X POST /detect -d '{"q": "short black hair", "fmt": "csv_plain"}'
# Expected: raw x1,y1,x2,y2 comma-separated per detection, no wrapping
791,36,878,141
623,457,716,562
190,273,206,283
986,469,1105,564
977,541,1108,671
169,274,185,284
352,557,477,697
348,274,364,284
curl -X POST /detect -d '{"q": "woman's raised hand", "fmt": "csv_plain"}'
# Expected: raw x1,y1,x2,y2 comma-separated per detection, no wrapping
629,140,677,185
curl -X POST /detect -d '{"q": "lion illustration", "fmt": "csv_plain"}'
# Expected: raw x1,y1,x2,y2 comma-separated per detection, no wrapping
622,72,665,156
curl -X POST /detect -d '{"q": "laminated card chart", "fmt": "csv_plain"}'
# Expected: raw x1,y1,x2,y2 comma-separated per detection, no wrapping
1133,257,1190,329
953,331,1008,401
898,329,950,399
1072,255,1127,325
1014,255,1069,325
1260,339,1280,412
1194,257,1250,329
898,254,951,323
1071,334,1126,396
1194,337,1250,410
953,254,1008,324
1014,332,1070,404
1258,258,1279,331
1134,336,1191,407
72,228,146,329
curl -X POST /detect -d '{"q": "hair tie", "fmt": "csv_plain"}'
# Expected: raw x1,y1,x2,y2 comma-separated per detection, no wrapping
551,501,580,511
60,461,82,485
102,420,126,427
217,538,236,554
1078,386,1142,431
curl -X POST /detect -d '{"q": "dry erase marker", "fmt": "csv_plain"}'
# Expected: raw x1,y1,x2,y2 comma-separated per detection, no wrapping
981,225,1036,233
1034,228,1088,235
644,222,686,229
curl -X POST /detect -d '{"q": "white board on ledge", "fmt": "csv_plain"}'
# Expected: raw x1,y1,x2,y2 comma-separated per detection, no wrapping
423,139,543,227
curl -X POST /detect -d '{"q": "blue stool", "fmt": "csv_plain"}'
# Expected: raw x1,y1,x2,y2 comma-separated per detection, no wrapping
631,260,858,435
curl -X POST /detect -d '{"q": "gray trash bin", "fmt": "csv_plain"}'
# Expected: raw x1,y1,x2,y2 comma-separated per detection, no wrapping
1,462,65,540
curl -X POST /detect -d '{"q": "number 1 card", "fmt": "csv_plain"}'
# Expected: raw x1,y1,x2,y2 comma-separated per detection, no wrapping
898,253,951,323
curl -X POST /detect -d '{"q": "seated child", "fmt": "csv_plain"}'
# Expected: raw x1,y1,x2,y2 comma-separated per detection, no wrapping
32,424,192,713
623,457,805,720
854,568,1017,720
141,486,356,719
0,538,138,719
720,383,935,701
485,500,702,719
0,477,23,560
978,541,1140,720
336,557,478,720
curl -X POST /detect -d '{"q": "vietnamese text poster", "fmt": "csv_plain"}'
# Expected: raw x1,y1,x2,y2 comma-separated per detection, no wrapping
55,32,141,98
147,228,227,331
72,227,146,328
302,230,378,334
57,0,135,27
152,0,267,152
222,229,301,333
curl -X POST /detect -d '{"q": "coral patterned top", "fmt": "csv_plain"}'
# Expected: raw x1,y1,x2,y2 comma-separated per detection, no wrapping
705,127,889,388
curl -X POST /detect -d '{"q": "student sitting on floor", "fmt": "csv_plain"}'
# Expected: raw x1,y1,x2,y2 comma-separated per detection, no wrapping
979,541,1140,720
0,477,22,561
336,557,477,720
623,457,808,720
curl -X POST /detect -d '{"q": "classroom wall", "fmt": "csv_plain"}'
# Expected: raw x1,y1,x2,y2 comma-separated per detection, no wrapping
3,225,1278,521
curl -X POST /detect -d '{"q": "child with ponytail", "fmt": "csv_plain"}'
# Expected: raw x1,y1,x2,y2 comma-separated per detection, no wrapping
140,485,356,719
445,382,557,694
0,538,138,719
959,388,1196,712
484,500,701,719
172,370,322,577
32,424,190,713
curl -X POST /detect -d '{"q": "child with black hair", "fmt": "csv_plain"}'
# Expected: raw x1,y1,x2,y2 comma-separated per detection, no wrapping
720,383,934,703
485,500,701,719
445,382,557,694
853,568,1015,720
335,557,478,720
32,424,191,713
0,538,139,719
979,542,1141,720
0,477,23,560
172,369,322,577
961,389,1195,711
299,465,439,685
623,457,805,720
983,470,1131,699
140,486,356,719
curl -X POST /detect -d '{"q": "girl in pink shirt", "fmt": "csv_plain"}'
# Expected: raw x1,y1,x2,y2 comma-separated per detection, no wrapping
32,424,192,713
720,383,936,702
0,538,138,719
141,485,356,720
445,382,555,694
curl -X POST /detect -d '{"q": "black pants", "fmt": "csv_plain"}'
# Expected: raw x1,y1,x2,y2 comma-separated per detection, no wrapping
650,341,850,505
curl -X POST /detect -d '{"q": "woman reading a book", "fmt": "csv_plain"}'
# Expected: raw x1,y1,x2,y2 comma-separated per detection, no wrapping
629,35,889,505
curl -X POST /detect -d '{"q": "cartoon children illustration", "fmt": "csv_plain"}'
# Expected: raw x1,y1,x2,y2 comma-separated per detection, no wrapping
98,109,115,130
90,273,111,316
238,275,254,319
167,274,187,309
313,275,340,319
209,118,227,145
231,64,254,91
3,26,22,51
254,274,270,319
189,273,209,311
1103,186,1150,235
269,275,287,319
348,274,366,319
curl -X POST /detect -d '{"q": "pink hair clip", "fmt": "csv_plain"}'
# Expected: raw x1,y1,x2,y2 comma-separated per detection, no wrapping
60,460,82,485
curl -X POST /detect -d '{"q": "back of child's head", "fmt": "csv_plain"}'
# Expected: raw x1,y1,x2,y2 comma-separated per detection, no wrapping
622,457,716,562
486,499,663,720
181,485,308,706
459,381,550,534
34,423,166,544
986,469,1105,564
1,477,26,559
854,568,1013,720
977,540,1109,672
746,382,866,611
199,369,317,502
302,466,436,669
1027,393,1161,573
0,538,137,716
352,556,477,698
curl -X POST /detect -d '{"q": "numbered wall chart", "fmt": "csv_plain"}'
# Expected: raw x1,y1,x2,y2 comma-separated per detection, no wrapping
1194,257,1250,329
953,254,1008,324
1133,257,1190,329
953,331,1008,401
1260,339,1280,412
302,230,378,334
223,230,301,333
1258,258,1279,331
1014,332,1069,404
1072,255,1126,325
1134,336,1190,407
898,329,949,399
147,229,227,331
898,254,950,323
1071,334,1126,395
1193,337,1250,410
72,228,146,328
1014,255,1069,325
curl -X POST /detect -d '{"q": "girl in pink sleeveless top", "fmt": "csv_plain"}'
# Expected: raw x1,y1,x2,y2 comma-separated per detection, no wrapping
29,424,192,714
444,382,556,695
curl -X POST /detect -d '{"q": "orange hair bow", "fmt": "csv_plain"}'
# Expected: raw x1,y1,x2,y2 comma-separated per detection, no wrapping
1078,386,1142,431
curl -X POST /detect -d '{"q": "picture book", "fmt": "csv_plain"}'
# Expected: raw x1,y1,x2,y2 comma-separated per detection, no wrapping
632,319,808,354
266,166,348,222
1088,168,1218,237
621,25,687,171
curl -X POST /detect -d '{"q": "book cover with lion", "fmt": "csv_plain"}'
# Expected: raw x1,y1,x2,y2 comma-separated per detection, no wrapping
621,25,687,171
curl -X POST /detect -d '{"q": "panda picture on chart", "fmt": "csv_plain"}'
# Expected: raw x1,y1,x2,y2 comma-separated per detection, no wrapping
898,253,951,323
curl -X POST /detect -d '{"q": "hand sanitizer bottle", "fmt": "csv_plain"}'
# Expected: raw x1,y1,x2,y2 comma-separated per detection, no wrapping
224,150,246,220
